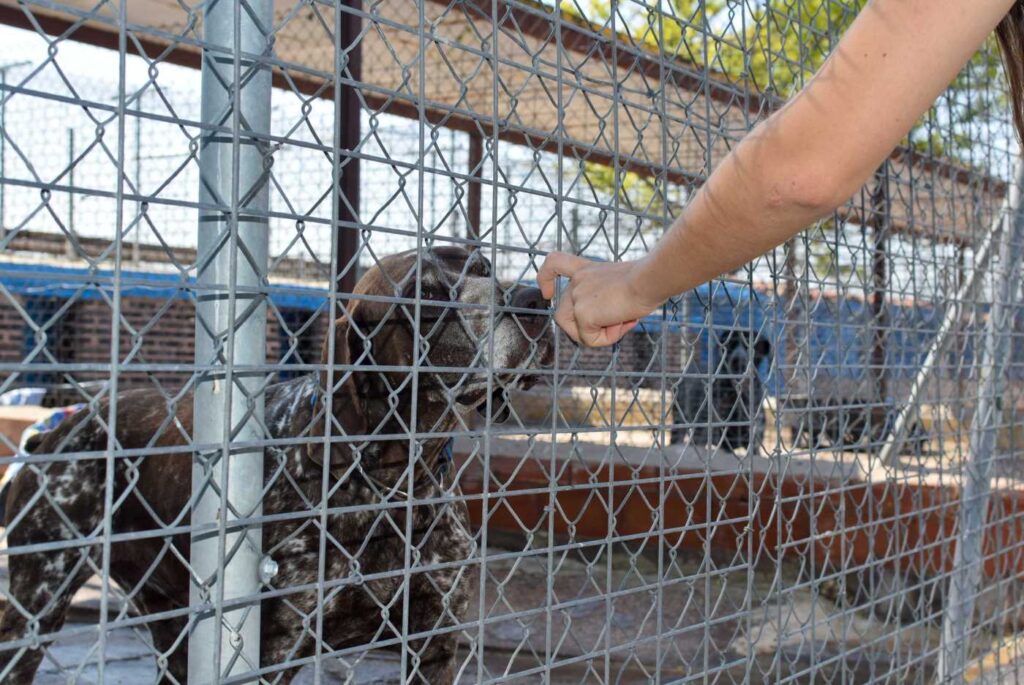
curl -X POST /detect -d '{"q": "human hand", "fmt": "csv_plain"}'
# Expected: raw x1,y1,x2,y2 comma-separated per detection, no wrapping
537,252,664,347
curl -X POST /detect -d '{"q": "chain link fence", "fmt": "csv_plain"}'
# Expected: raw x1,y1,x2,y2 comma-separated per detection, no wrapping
0,0,1022,683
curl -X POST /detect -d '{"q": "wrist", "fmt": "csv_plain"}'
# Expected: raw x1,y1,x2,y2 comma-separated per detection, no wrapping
627,255,670,309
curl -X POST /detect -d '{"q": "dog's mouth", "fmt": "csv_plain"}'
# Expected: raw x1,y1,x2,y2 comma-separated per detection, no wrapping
512,336,554,410
455,336,553,421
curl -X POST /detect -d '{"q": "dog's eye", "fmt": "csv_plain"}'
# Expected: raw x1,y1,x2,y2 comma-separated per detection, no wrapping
423,287,450,302
415,281,453,302
467,252,492,278
400,278,449,301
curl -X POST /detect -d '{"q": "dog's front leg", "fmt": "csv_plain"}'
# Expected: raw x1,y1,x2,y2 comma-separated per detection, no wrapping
402,506,474,685
0,456,107,684
400,569,464,685
403,628,461,685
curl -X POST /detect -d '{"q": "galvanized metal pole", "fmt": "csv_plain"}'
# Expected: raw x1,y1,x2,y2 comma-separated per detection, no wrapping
66,128,75,259
878,199,1006,467
936,158,1024,682
0,66,6,242
189,0,272,681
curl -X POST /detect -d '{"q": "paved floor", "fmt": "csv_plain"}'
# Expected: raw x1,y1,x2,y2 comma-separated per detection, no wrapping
34,626,643,684
5,548,1004,684
5,433,1024,683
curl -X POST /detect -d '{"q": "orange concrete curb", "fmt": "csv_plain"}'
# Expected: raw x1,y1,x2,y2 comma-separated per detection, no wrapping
456,450,1024,580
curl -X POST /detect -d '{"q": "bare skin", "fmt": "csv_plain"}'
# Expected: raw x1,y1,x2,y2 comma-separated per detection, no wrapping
539,0,1017,347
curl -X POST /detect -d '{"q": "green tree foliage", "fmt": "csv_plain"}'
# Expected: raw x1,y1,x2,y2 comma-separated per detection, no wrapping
653,0,857,95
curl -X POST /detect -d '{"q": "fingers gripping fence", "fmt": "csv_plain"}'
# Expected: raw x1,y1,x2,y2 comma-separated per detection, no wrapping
0,0,1023,684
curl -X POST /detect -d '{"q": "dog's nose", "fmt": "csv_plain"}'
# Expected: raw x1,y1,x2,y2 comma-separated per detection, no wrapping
511,286,549,312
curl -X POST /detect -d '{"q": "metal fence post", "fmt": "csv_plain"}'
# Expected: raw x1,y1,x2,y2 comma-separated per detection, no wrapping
868,165,891,433
66,128,75,258
467,131,482,242
0,61,30,240
133,100,142,265
188,0,272,681
1,64,6,241
878,196,1007,467
936,158,1024,682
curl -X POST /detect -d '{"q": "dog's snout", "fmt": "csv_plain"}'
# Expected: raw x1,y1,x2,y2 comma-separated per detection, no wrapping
511,286,549,312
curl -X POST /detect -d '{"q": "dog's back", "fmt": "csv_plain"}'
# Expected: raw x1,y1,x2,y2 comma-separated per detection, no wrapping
0,387,201,682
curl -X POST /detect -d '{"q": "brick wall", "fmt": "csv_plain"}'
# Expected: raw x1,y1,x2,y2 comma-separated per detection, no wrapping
1,292,683,404
0,302,27,364
0,294,328,405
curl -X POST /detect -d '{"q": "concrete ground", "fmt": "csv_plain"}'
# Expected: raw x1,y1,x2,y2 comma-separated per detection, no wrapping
5,545,1021,684
5,413,1024,682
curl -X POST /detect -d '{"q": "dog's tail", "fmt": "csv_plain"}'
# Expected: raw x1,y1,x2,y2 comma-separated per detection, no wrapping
1,405,85,527
21,432,45,454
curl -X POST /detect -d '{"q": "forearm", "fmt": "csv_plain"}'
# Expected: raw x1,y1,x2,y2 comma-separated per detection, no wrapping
630,0,1013,304
633,122,833,303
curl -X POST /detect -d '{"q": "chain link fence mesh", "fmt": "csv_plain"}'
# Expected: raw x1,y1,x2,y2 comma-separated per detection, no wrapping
0,0,1022,683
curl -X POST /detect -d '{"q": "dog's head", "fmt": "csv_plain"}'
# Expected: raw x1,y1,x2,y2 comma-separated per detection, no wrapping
719,329,772,401
719,330,771,376
309,246,554,477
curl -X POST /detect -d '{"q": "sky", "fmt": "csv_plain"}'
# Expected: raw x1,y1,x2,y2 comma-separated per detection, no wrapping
0,22,575,284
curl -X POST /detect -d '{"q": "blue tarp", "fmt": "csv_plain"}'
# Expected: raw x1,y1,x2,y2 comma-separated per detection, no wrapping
0,261,328,311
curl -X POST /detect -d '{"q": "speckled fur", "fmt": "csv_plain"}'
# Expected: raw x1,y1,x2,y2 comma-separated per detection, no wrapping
0,247,552,684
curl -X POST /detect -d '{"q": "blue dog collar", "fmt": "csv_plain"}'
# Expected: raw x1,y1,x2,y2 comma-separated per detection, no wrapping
438,439,454,476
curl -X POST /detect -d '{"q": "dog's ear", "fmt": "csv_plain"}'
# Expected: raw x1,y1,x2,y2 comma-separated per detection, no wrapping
22,432,45,454
752,335,772,365
477,388,512,423
307,316,367,471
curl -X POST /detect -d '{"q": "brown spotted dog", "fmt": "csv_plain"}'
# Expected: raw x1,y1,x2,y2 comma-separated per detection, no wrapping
0,246,553,684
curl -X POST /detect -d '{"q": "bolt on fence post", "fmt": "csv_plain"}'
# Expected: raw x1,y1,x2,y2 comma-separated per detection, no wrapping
188,0,272,681
936,158,1024,682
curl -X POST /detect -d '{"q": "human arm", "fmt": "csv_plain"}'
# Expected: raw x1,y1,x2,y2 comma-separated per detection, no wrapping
539,0,1016,347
